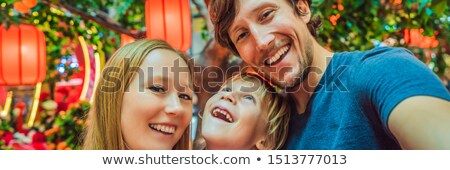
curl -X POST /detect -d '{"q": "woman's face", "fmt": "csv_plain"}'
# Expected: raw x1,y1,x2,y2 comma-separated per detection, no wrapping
121,49,193,150
202,78,268,149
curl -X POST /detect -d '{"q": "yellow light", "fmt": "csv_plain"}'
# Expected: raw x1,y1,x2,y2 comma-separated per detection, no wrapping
1,91,13,118
1,3,6,8
87,30,92,34
70,20,74,26
32,11,38,16
27,82,42,127
50,7,57,13
91,26,98,33
33,19,39,24
79,36,91,101
91,53,101,103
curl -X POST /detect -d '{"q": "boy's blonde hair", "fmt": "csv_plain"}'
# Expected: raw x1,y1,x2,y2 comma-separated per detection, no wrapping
83,39,193,150
226,73,291,150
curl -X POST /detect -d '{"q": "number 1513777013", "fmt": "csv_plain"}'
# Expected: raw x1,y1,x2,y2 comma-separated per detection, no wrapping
267,155,347,165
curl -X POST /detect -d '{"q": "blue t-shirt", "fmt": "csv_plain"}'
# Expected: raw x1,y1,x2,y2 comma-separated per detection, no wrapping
283,47,450,150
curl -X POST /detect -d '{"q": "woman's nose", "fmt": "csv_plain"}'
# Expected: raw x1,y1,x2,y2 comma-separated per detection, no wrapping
164,94,184,116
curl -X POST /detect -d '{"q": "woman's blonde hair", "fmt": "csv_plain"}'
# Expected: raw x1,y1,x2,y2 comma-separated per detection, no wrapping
83,39,193,150
226,73,291,150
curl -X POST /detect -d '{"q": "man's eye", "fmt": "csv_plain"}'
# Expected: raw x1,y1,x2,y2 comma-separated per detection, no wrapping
260,9,274,22
148,85,165,93
236,32,248,42
179,94,192,101
222,87,232,92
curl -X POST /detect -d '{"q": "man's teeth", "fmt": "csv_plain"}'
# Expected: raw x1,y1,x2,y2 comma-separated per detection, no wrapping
266,45,289,65
149,124,175,134
212,108,233,122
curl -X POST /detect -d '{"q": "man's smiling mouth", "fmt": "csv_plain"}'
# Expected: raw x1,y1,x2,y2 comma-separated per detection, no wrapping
264,44,291,66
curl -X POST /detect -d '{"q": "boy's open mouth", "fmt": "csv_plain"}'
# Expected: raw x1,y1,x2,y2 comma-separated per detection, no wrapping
211,106,234,123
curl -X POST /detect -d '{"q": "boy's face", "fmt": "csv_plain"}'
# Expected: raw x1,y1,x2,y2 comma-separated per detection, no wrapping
202,78,267,149
228,0,313,88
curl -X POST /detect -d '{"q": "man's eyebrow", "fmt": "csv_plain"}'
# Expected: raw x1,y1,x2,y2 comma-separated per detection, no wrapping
229,2,276,37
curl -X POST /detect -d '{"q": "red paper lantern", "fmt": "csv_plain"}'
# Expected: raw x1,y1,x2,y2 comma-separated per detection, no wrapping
0,24,46,86
145,0,192,52
120,30,137,47
13,1,30,13
23,0,39,8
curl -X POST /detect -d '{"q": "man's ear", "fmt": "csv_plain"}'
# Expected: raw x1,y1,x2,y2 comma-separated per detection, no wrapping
255,139,273,150
296,0,311,23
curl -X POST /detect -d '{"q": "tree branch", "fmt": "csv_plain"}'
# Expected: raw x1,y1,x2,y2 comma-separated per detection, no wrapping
41,0,145,39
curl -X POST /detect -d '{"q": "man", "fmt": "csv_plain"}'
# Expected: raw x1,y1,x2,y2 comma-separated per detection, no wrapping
208,0,450,149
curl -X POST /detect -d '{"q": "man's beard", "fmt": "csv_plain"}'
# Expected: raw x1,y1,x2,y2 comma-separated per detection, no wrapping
259,40,314,91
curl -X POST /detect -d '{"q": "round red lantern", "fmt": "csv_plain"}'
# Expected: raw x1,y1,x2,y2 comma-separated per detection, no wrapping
121,30,137,47
145,0,192,52
13,1,31,13
0,24,46,86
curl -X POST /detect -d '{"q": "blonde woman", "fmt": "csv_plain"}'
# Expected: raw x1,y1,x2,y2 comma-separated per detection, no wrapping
83,39,193,150
201,73,291,149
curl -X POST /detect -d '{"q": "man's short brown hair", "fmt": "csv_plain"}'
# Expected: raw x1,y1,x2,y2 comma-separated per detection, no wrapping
209,0,321,56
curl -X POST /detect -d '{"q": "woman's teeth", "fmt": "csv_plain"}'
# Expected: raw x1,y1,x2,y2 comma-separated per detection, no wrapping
265,45,290,65
149,124,175,134
212,108,233,123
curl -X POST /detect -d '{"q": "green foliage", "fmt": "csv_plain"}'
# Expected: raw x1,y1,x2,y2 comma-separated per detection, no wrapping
312,0,449,77
44,101,90,150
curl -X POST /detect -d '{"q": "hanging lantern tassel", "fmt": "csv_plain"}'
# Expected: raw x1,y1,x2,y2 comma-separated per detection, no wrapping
15,101,27,133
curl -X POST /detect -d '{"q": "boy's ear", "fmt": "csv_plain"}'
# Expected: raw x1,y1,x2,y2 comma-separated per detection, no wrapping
296,0,311,23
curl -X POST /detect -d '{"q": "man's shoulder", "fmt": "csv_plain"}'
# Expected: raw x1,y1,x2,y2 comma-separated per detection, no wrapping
334,46,419,70
359,46,415,61
331,46,414,66
336,46,412,59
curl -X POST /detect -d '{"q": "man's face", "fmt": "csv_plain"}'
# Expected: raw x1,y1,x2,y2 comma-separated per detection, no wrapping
228,0,314,88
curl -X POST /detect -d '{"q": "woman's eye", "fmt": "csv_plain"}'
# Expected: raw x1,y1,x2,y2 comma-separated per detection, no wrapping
179,94,192,101
148,85,165,93
222,87,232,92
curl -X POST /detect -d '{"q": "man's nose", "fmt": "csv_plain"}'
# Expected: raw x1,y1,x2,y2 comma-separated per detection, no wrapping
250,25,274,51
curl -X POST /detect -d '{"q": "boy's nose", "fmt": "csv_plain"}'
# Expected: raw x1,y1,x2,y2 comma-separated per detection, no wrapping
220,92,236,104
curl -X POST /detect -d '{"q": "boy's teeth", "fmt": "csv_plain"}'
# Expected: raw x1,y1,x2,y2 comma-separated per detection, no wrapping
212,108,233,122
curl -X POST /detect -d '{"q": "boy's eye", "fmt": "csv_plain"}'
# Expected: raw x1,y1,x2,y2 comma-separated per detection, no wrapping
243,95,255,101
179,94,192,101
148,85,165,93
222,87,232,92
